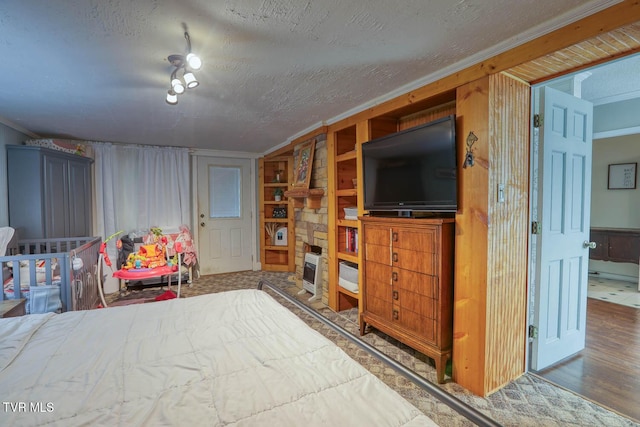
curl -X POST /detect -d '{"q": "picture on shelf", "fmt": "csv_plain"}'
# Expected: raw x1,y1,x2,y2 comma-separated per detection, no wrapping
272,207,287,218
275,227,288,246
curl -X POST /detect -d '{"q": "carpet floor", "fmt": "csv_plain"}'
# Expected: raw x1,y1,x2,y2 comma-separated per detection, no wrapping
106,271,639,427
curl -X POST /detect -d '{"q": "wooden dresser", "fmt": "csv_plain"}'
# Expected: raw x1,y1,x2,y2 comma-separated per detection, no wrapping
359,216,455,383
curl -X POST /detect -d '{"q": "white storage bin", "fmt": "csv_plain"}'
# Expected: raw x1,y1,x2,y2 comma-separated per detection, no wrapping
339,262,359,293
339,277,358,293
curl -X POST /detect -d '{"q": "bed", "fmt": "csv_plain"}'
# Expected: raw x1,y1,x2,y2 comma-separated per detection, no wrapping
1,236,102,313
0,281,497,426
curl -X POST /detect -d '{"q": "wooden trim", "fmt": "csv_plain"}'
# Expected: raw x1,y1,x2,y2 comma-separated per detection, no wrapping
327,130,338,310
265,145,294,158
291,125,328,145
453,77,490,395
267,126,330,159
452,73,530,396
481,1,640,72
528,47,640,86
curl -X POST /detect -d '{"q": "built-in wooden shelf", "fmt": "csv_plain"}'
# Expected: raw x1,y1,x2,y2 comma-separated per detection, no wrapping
336,150,357,162
259,156,295,272
337,251,358,263
284,188,325,209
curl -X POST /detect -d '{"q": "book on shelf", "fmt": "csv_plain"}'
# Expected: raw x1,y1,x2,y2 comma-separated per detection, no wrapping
345,227,358,253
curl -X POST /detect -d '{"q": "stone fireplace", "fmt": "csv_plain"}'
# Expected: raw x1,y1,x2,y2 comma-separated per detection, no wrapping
291,134,329,304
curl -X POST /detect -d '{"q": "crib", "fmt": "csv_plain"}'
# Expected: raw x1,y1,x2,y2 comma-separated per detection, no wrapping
1,236,102,313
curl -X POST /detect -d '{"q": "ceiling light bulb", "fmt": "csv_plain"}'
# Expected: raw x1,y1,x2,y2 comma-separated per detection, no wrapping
186,53,202,70
183,72,199,89
171,78,185,94
166,90,178,105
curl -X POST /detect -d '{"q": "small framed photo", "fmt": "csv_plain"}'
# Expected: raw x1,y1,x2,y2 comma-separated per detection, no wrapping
608,162,637,190
272,207,287,218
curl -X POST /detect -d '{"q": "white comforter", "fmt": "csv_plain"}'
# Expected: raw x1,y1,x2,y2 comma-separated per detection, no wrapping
0,289,437,426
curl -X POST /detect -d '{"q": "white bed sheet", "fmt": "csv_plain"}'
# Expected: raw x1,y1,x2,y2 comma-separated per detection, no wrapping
0,289,437,426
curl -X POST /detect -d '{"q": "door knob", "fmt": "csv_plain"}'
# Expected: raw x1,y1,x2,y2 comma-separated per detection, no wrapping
583,241,596,249
200,222,205,227
200,213,205,218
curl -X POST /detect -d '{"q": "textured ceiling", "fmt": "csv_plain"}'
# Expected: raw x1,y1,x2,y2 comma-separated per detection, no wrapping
0,0,624,153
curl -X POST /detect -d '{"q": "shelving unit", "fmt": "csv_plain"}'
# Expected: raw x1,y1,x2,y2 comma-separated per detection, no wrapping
327,103,458,314
259,156,295,271
328,124,361,311
328,117,408,312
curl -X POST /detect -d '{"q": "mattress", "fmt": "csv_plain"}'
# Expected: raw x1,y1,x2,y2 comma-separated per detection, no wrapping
0,289,437,426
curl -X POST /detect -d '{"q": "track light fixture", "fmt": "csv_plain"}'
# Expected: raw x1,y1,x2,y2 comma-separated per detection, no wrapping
165,31,201,105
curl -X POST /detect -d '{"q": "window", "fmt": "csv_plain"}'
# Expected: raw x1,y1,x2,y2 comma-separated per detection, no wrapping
209,166,241,218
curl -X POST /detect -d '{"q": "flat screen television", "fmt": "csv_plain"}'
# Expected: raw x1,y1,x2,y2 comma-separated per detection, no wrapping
362,114,457,214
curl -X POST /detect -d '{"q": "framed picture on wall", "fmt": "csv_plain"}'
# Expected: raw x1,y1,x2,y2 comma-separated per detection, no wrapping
608,162,637,189
292,139,315,189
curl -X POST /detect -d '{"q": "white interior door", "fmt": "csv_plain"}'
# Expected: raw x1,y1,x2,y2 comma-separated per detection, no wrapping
531,87,594,370
196,156,253,275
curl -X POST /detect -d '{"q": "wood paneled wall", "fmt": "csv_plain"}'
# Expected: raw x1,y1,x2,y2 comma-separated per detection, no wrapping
399,101,457,131
454,73,530,396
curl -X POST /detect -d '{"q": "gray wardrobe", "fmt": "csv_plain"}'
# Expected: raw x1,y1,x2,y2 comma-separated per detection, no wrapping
7,145,93,239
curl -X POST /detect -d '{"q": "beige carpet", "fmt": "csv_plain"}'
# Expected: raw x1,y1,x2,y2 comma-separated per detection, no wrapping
107,271,639,427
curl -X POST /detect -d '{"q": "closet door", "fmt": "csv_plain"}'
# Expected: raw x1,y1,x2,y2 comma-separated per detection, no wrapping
43,154,70,238
68,158,92,237
7,146,46,239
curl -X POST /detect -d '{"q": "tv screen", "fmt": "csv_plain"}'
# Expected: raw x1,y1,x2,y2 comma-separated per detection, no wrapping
362,114,457,213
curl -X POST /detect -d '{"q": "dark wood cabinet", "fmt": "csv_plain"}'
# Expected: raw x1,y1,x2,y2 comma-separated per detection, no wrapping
590,228,640,265
7,145,93,239
360,216,455,383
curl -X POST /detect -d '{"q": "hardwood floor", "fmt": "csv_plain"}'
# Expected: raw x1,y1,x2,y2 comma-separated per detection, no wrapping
534,297,640,423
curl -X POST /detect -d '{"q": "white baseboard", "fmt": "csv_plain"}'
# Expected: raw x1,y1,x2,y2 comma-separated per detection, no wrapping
589,270,638,283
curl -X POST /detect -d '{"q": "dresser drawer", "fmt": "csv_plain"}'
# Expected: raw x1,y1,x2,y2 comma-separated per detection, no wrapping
365,262,393,320
395,287,436,319
393,227,436,253
393,247,435,275
363,224,392,246
394,268,437,299
364,241,390,265
394,307,437,344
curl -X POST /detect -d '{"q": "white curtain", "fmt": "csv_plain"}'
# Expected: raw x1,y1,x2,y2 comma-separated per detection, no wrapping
91,143,190,291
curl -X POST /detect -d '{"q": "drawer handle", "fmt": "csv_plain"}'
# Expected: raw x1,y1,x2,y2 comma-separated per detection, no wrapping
392,252,398,263
392,271,398,282
392,232,398,242
392,290,398,300
393,309,399,320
